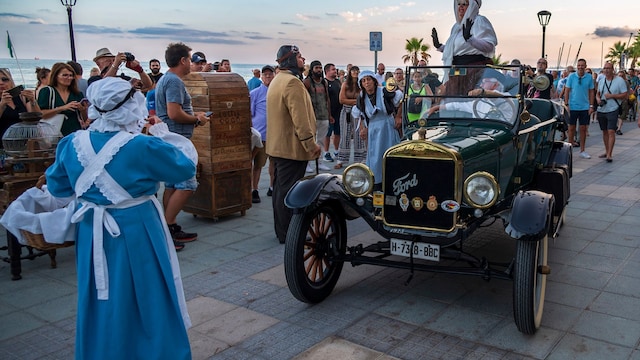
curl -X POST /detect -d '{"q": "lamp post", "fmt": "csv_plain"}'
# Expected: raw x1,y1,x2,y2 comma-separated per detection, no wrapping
537,10,552,59
61,0,78,62
622,32,634,70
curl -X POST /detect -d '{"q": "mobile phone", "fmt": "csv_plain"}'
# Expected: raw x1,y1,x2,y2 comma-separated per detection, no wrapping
204,111,213,117
7,85,24,97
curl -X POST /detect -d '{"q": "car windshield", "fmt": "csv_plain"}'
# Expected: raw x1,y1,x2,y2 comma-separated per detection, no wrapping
403,65,522,127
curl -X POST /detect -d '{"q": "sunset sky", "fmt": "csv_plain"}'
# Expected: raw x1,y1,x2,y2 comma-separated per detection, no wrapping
2,0,638,69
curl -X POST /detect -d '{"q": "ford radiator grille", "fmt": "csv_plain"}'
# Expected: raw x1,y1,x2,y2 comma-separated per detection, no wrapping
382,157,457,231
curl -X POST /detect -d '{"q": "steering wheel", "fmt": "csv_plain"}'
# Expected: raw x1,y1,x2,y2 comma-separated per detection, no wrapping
472,98,516,122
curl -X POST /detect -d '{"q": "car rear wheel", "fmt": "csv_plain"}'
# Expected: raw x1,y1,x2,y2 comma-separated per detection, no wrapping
513,234,548,334
284,205,346,303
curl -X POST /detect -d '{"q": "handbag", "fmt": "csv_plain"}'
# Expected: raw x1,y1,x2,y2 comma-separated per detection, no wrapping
40,86,66,133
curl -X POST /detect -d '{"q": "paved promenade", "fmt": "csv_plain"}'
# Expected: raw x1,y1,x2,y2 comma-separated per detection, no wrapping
1,119,640,359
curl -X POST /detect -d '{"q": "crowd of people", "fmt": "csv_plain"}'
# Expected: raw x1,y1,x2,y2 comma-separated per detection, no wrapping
513,56,640,161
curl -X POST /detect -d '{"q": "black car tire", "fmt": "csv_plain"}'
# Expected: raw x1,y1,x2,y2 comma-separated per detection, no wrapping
513,234,548,334
284,205,347,303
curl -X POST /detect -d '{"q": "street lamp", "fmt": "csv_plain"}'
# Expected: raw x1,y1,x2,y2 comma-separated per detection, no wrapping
60,0,78,62
537,10,552,59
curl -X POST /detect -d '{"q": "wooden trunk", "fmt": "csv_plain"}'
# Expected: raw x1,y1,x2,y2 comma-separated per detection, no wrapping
182,72,252,218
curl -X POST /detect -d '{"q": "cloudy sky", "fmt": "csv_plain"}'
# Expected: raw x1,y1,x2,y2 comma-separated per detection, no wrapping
1,0,638,68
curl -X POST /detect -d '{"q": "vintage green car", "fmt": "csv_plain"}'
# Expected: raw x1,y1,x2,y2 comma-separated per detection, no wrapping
283,65,572,334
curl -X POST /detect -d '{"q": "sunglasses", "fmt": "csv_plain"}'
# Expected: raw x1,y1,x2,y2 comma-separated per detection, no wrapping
1,77,10,82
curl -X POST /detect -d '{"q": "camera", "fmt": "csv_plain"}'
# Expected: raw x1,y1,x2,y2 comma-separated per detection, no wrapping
598,99,607,107
213,62,220,71
124,52,135,62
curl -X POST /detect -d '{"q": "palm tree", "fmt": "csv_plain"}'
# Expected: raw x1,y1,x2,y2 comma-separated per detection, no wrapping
605,41,626,68
492,54,508,65
403,37,431,66
628,31,640,68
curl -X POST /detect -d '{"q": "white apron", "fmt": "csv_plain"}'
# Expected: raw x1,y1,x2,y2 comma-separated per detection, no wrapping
70,131,191,328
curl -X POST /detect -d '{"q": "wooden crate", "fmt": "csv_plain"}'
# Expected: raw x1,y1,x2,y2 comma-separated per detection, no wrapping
182,72,252,218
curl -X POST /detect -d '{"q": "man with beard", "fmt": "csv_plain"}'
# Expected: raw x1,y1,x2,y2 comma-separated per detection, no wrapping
324,63,342,163
148,59,163,85
303,60,332,172
266,45,320,244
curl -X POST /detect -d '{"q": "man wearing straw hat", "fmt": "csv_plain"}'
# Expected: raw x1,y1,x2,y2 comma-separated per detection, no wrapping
91,47,153,90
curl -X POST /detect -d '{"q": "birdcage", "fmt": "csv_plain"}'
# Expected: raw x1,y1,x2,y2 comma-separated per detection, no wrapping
1,112,61,178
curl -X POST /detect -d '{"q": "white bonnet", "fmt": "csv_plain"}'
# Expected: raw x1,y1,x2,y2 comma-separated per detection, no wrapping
86,77,148,133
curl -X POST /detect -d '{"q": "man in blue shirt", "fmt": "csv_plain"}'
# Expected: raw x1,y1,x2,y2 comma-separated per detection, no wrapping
155,42,210,248
564,58,594,159
247,69,262,91
249,65,275,202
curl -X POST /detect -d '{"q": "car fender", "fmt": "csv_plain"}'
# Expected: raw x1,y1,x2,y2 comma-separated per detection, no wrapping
546,141,573,178
285,173,355,211
505,190,554,241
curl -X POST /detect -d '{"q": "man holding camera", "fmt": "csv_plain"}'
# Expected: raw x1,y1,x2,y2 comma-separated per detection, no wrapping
564,58,594,159
91,48,153,90
595,61,628,163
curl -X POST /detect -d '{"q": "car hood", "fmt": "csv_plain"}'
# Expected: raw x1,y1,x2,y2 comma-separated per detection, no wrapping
419,124,512,159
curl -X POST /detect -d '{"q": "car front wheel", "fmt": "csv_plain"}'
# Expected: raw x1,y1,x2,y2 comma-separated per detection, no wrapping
284,205,346,303
513,234,549,334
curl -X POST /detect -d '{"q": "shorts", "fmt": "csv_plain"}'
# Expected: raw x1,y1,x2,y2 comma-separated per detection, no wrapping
253,143,267,168
597,111,618,131
316,119,329,146
618,100,629,120
165,176,198,191
327,116,341,136
568,110,589,126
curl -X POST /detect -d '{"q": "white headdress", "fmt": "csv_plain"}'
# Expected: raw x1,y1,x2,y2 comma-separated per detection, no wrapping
86,77,147,133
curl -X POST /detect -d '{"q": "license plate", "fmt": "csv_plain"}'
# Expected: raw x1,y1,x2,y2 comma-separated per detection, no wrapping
390,239,440,262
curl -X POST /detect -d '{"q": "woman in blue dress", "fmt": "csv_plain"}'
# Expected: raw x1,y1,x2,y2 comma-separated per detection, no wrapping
351,70,403,187
45,77,195,360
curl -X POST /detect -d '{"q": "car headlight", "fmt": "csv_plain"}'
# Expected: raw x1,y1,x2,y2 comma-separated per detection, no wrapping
343,164,374,197
464,172,499,208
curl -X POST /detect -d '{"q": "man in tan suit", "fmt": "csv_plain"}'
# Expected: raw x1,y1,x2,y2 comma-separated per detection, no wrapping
266,45,321,244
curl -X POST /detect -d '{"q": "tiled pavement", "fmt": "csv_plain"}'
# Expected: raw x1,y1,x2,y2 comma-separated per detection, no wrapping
1,119,640,359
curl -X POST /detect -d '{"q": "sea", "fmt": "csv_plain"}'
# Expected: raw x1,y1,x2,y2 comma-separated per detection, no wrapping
0,58,379,89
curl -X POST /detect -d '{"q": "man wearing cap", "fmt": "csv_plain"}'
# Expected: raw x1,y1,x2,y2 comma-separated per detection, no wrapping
91,47,153,90
190,52,212,72
155,42,210,246
266,45,321,244
249,65,275,203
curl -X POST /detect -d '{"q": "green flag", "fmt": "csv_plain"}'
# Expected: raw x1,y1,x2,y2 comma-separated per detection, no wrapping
7,32,14,58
